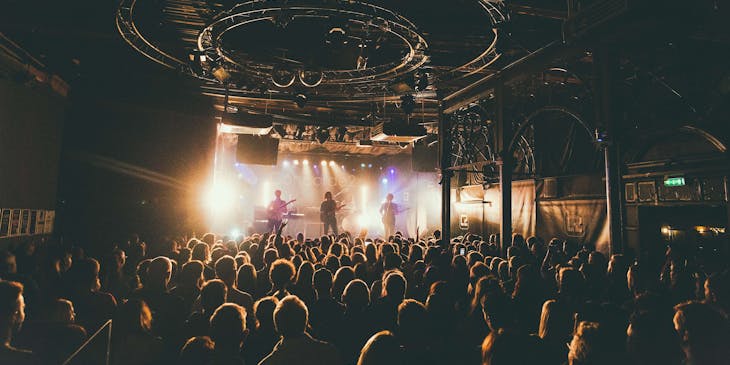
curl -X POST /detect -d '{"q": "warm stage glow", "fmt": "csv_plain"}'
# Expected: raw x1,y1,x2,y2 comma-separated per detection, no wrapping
261,180,271,206
302,159,309,166
203,179,237,218
321,160,327,166
329,160,336,167
294,160,300,165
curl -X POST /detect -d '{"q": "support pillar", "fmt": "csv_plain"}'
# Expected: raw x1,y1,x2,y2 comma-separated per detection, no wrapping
595,47,624,254
495,81,512,256
438,102,452,243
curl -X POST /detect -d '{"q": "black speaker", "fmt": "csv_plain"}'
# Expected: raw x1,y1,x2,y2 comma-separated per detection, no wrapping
237,135,279,165
412,142,438,172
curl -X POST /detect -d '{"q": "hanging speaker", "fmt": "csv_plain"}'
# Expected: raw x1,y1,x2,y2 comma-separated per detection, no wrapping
412,142,438,172
237,135,279,165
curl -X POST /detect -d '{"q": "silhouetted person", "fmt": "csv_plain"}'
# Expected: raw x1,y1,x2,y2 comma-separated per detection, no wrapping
0,280,36,364
259,295,342,365
372,271,406,332
130,256,185,345
244,297,279,365
216,256,254,327
186,279,227,337
16,298,86,364
67,257,117,333
357,330,402,365
179,336,214,365
111,299,163,365
673,301,730,365
309,268,343,342
481,328,543,365
268,259,296,300
338,279,373,363
210,303,247,365
172,260,204,314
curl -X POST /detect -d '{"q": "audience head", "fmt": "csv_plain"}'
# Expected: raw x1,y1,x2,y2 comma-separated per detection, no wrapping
342,279,370,310
254,296,279,331
269,259,296,290
147,256,173,289
200,279,227,314
214,255,237,285
481,328,542,365
180,336,215,365
357,330,401,365
313,268,334,296
115,299,152,335
0,280,25,333
273,295,308,338
673,301,730,365
180,260,205,289
568,321,613,365
210,303,247,349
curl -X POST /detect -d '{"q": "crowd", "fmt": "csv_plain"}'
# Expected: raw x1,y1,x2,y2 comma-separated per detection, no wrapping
0,222,728,365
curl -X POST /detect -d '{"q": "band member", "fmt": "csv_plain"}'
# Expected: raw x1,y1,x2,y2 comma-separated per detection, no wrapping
379,193,400,239
320,191,339,236
267,190,287,232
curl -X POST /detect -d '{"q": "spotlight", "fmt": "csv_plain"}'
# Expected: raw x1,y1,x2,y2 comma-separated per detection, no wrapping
230,228,241,238
325,27,348,46
368,164,372,168
299,69,323,88
303,159,309,166
382,178,388,184
295,93,308,108
272,64,296,88
293,160,300,165
400,94,416,115
321,160,327,166
283,160,290,167
360,163,366,168
188,49,207,63
390,169,395,174
329,161,336,167
211,65,231,84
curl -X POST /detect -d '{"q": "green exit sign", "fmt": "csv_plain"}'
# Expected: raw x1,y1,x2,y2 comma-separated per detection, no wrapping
664,177,686,187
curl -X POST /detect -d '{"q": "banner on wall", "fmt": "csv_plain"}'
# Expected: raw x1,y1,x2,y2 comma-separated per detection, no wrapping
29,210,37,235
44,210,54,234
10,210,20,236
20,209,30,235
0,210,8,237
536,199,610,254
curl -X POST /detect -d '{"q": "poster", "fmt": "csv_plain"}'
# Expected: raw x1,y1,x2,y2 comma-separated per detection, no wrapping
20,209,30,235
29,210,37,235
10,209,21,236
0,210,9,237
44,210,55,234
36,210,45,234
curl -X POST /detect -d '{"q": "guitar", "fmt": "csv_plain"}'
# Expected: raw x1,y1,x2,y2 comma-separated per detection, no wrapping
380,206,409,224
268,199,296,221
320,203,346,221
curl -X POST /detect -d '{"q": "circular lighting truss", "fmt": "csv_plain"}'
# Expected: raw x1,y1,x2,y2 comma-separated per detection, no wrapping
195,0,429,86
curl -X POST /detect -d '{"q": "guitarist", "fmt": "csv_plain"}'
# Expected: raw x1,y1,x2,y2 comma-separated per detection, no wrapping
379,193,401,239
267,190,290,232
320,191,344,236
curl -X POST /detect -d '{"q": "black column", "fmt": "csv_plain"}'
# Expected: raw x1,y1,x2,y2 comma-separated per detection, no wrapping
495,82,512,256
595,47,623,254
438,102,452,242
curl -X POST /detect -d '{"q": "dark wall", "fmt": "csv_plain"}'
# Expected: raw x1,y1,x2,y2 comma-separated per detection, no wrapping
0,79,65,209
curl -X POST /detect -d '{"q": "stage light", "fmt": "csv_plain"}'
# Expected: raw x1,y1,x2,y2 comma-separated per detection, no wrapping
325,27,348,46
360,163,366,168
230,228,241,238
329,160,336,167
295,93,308,108
390,169,395,174
293,160,300,165
272,64,296,88
283,160,290,167
368,164,373,168
261,181,271,206
204,180,237,216
299,69,323,88
382,178,388,184
303,159,309,166
321,160,327,166
212,65,231,84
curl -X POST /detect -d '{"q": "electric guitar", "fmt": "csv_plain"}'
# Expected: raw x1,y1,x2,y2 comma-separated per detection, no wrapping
268,199,296,221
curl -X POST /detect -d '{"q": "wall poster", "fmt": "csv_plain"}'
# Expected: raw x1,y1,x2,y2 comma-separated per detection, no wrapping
29,210,37,235
0,210,8,237
36,210,45,234
10,209,21,236
20,209,30,234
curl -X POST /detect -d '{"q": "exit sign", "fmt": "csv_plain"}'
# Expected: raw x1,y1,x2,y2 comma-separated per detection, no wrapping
664,177,686,187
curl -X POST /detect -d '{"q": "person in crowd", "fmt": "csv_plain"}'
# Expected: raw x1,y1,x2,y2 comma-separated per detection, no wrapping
172,260,205,314
111,299,163,365
0,280,36,364
292,261,316,306
209,303,247,364
356,330,401,365
215,256,254,325
130,256,185,346
67,257,117,333
244,296,280,365
268,258,296,300
179,336,215,365
15,298,86,364
259,295,342,365
186,279,227,337
309,268,344,342
481,328,543,365
338,279,372,363
372,271,407,332
672,301,730,365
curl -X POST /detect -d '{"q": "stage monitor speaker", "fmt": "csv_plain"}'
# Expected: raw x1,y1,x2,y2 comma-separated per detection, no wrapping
412,142,438,172
237,135,279,165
